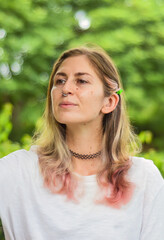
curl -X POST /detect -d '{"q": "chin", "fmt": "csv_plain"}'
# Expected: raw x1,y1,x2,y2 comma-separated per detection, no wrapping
55,117,88,125
55,116,76,125
54,113,97,126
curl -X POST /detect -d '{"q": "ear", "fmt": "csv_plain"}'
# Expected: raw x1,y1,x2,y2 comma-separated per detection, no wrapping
101,93,119,114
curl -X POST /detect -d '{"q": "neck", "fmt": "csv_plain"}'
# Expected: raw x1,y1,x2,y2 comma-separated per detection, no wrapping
66,123,103,154
66,123,103,176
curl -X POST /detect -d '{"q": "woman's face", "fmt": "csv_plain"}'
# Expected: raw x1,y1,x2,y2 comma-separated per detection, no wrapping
51,55,107,126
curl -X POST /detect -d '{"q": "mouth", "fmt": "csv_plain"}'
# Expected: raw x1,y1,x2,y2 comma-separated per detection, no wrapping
59,102,78,108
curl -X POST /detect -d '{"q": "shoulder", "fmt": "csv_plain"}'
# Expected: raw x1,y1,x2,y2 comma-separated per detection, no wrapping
0,147,39,179
0,147,39,210
0,146,38,163
129,156,164,196
130,157,164,239
130,156,163,181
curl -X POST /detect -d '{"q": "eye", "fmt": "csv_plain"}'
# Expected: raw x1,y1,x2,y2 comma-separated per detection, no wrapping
55,79,66,85
77,79,88,84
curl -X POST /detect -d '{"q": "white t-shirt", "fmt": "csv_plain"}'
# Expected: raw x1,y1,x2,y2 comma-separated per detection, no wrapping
0,148,164,240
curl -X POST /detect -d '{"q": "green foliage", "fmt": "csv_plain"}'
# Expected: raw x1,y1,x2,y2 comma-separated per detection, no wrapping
138,130,153,145
139,149,164,177
0,103,12,142
0,226,4,240
0,1,164,237
0,103,31,158
138,130,164,176
0,0,164,148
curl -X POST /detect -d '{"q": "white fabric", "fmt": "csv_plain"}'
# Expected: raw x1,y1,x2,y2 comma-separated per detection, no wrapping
0,148,164,240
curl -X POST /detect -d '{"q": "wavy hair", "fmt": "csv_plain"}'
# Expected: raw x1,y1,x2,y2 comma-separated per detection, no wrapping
33,45,141,208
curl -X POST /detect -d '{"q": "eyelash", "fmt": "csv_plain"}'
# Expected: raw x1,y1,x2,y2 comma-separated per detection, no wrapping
55,79,66,85
77,79,88,84
54,79,88,85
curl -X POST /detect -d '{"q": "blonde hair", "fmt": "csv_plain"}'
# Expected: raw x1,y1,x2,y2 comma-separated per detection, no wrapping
33,45,141,207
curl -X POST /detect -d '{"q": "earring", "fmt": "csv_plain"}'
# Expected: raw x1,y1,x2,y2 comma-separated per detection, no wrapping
116,88,123,95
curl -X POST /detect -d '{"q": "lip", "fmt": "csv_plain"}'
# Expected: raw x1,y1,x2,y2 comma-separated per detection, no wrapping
59,101,78,108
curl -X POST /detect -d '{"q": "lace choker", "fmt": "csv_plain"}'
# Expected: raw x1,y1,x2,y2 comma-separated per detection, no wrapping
69,149,101,159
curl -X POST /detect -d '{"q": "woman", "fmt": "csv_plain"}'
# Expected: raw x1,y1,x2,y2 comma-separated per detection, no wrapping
0,46,164,240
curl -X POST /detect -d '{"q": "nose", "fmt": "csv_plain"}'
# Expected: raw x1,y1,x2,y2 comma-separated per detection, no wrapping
62,79,75,95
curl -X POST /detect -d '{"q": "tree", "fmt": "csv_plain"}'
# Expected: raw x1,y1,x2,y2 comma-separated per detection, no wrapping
0,0,164,149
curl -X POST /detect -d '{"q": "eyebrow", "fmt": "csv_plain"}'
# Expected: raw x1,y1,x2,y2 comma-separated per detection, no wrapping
55,72,93,77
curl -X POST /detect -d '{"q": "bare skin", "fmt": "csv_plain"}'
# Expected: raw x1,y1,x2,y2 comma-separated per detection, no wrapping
66,121,103,176
51,55,119,176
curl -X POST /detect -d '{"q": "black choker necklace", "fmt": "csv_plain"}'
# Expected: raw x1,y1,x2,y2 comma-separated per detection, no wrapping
69,149,101,159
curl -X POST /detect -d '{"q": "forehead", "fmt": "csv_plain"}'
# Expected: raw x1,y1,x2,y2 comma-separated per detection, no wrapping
57,55,97,76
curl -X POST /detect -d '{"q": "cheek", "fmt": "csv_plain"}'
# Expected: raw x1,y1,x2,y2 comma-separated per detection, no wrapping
86,90,105,105
80,90,105,115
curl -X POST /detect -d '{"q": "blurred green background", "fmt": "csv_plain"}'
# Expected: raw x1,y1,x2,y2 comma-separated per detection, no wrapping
0,0,164,238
